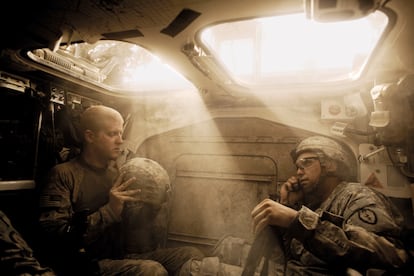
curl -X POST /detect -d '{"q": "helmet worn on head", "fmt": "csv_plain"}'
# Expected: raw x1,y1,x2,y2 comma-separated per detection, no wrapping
292,136,357,181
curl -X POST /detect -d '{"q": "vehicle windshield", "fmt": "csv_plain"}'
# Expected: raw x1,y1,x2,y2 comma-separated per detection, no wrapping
27,41,196,94
199,11,388,87
26,11,388,94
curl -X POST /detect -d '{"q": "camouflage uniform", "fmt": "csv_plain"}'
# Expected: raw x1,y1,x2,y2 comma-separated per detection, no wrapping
282,182,408,275
38,156,203,276
0,210,56,276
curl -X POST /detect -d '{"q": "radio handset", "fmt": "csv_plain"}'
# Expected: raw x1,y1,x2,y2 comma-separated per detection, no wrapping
292,178,302,192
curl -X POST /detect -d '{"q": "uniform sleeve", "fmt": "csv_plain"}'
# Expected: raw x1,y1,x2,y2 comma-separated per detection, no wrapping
85,203,121,242
38,165,75,238
38,164,120,247
288,202,409,273
0,211,56,276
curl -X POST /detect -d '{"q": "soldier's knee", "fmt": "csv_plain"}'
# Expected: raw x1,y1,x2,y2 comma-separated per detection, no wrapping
138,260,168,276
100,259,168,276
180,246,205,260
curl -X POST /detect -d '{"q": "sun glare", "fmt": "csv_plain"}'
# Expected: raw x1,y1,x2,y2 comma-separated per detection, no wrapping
28,10,388,93
200,11,388,85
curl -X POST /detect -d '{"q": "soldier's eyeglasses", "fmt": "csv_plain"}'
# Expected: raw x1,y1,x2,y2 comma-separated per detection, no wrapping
295,157,319,170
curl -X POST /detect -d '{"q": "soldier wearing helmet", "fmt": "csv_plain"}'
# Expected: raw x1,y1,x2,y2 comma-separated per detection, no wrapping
291,135,357,181
250,135,409,275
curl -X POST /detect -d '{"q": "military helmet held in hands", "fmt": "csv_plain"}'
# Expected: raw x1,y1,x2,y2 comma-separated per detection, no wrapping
120,157,171,254
119,157,171,207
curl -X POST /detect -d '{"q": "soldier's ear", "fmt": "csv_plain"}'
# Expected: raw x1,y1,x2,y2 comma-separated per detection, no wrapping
324,159,337,173
84,129,95,143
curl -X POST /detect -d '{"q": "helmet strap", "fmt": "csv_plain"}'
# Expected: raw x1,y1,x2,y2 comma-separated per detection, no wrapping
320,158,337,176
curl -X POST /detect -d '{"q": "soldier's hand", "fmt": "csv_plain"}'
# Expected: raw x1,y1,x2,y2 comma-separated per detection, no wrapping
108,172,141,218
279,176,304,207
251,198,298,234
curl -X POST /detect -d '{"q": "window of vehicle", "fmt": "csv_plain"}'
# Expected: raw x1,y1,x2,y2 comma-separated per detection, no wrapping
199,11,388,87
26,40,196,94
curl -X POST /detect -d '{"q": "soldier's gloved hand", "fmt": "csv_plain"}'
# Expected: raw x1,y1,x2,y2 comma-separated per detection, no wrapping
108,172,140,218
279,176,304,208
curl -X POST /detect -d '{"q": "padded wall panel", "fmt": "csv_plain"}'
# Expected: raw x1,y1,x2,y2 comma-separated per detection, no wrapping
135,117,317,249
169,154,276,245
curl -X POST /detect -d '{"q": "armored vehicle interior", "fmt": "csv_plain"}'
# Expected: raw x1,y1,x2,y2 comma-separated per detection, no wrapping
1,0,414,274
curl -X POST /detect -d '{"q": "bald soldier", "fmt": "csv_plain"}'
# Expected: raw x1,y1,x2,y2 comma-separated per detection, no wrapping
38,105,204,276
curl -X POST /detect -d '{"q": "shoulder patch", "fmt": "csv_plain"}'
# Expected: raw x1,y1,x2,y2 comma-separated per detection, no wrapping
358,209,377,224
